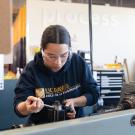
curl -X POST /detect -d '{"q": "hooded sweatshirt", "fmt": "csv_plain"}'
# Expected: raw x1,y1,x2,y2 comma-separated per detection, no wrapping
14,52,99,124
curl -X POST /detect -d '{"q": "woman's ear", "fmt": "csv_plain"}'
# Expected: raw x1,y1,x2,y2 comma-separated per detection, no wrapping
68,48,72,61
41,49,44,57
41,49,46,65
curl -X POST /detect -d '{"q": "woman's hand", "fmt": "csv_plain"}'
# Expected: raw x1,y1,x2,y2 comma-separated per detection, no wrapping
25,96,44,113
64,99,76,119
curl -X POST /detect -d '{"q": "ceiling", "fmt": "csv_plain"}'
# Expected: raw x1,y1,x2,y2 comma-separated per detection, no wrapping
92,0,135,8
12,0,135,14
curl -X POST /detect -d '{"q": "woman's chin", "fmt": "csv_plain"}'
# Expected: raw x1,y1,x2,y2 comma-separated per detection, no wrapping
52,68,61,72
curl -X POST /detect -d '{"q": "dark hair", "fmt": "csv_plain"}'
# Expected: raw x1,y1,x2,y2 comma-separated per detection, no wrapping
41,25,71,50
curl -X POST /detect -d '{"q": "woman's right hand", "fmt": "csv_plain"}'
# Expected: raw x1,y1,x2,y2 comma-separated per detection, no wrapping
25,96,44,113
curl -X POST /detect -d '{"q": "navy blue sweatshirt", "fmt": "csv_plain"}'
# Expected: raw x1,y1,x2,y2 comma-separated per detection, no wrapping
14,52,99,124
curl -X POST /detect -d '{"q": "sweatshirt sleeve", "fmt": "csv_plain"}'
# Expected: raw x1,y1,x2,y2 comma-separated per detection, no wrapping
80,61,99,106
14,62,36,117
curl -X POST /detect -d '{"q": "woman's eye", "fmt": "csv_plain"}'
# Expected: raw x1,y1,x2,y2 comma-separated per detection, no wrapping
49,56,57,59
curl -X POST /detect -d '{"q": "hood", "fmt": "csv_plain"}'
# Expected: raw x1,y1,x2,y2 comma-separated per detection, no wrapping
34,52,71,76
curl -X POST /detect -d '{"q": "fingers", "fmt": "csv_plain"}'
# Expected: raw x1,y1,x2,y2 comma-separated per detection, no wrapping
66,110,76,119
64,99,76,119
26,96,44,113
64,99,73,107
36,98,44,109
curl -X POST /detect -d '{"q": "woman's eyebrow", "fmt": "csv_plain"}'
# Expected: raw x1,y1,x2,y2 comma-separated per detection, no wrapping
46,51,69,56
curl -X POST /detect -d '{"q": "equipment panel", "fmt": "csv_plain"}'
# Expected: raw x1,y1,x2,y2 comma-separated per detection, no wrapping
95,69,124,106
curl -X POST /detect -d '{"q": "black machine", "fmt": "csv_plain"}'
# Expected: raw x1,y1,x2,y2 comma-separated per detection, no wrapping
12,101,73,129
44,100,73,122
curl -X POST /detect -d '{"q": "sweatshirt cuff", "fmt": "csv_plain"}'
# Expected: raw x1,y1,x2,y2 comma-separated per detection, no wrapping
83,94,94,106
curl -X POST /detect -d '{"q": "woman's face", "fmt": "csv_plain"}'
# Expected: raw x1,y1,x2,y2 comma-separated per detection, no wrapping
42,43,69,72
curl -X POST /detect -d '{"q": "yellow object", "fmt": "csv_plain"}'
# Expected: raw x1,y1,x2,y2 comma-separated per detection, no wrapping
13,5,26,45
34,47,40,53
104,63,122,70
4,71,16,80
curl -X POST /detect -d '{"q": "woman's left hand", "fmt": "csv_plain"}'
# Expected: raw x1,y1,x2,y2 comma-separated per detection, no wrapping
64,99,76,119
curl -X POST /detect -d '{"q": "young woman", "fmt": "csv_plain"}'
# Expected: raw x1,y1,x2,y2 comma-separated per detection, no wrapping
14,25,99,124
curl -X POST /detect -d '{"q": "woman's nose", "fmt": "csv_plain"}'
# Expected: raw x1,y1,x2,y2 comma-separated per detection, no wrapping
54,57,62,65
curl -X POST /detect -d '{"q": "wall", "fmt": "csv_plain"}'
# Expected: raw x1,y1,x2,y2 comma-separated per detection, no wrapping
92,5,135,81
0,80,28,131
26,0,89,61
26,0,135,81
0,0,13,64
